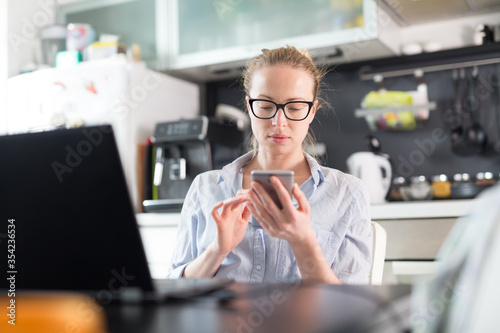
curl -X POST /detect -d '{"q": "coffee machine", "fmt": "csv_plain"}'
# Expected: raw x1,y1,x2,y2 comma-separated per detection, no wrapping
142,116,246,212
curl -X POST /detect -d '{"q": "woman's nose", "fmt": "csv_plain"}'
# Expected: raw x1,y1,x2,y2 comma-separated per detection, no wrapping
272,108,287,127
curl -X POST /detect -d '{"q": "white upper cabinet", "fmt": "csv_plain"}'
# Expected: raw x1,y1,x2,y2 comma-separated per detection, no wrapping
59,0,401,80
161,0,401,76
58,0,159,68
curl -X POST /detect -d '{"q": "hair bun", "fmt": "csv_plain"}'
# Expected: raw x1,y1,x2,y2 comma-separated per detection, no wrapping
297,48,312,60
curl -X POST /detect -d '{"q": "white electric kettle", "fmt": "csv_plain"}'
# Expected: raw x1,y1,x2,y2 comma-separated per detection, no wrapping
346,152,392,204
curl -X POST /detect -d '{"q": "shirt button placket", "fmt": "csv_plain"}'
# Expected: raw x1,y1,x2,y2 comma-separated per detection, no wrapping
250,229,265,282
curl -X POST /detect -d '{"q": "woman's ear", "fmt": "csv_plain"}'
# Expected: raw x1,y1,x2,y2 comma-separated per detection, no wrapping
246,96,251,113
308,100,318,123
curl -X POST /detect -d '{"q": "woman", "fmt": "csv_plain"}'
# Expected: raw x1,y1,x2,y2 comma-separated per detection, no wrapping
167,46,372,284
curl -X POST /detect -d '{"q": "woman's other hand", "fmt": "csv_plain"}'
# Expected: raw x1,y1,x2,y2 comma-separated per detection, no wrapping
210,190,252,256
183,190,251,279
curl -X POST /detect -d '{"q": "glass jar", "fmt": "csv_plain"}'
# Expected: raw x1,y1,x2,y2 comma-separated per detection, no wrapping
476,172,496,186
451,173,478,199
453,173,472,184
431,174,451,199
389,177,406,201
409,175,433,200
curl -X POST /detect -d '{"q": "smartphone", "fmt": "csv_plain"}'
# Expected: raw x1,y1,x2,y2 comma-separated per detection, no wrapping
251,170,294,209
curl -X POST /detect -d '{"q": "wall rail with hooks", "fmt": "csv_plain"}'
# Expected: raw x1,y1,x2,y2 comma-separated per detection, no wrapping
359,57,500,81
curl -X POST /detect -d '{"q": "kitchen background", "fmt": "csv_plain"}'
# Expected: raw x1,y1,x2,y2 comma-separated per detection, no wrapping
206,46,500,179
2,0,500,282
3,1,500,177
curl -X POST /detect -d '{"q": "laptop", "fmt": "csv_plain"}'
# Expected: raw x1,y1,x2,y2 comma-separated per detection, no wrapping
0,125,232,302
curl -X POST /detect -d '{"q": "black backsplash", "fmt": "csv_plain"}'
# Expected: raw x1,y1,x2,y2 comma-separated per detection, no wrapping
205,44,500,181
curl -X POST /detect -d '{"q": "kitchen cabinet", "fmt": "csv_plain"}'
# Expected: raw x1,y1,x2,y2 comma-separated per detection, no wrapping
371,199,476,284
166,0,400,80
58,0,400,80
136,213,181,279
57,0,158,68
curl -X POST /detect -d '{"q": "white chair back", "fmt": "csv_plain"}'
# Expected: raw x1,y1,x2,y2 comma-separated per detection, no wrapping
369,221,387,285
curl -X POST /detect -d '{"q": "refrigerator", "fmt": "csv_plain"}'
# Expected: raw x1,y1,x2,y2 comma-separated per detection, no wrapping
6,55,200,210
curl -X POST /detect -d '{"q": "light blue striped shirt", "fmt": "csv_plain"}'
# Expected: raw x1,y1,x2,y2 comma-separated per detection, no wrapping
167,151,372,284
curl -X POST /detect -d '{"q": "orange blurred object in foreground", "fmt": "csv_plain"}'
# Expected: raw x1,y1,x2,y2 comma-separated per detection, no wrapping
0,292,108,333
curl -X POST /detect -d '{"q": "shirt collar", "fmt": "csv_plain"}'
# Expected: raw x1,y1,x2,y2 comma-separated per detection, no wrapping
304,152,325,186
217,151,255,191
218,151,325,187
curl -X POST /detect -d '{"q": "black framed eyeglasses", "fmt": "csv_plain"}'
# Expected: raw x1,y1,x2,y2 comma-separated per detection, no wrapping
249,99,314,121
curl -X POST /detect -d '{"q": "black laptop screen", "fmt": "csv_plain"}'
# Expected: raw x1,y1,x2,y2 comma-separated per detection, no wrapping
0,125,155,296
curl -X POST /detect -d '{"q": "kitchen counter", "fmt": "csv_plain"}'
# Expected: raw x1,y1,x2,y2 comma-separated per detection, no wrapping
136,199,477,226
136,212,182,227
372,199,477,283
136,213,182,279
135,200,478,281
370,199,476,220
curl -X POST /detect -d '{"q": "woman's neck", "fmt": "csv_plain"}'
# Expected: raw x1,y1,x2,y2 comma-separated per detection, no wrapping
259,149,302,169
244,149,311,178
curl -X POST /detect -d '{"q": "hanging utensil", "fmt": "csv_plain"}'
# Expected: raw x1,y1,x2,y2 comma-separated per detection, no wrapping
490,65,500,153
451,68,469,155
465,66,487,152
451,67,487,155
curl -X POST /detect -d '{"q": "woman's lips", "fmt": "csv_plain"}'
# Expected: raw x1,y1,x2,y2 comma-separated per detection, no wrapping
269,134,290,144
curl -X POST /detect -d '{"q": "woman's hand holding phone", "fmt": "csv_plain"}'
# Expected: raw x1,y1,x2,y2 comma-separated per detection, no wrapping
251,171,293,209
208,170,314,256
248,175,315,246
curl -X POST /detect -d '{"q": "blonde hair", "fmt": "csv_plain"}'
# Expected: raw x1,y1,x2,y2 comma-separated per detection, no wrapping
241,45,328,156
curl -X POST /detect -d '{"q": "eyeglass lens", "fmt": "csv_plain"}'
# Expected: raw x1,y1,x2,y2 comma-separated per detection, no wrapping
252,100,310,120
